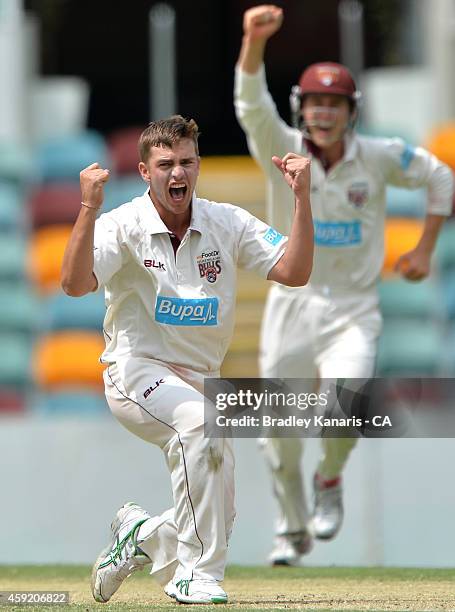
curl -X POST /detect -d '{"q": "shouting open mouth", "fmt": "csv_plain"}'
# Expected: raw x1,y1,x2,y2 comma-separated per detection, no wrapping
169,183,188,202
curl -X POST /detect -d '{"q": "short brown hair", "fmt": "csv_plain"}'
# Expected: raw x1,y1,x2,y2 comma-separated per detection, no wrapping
138,115,200,162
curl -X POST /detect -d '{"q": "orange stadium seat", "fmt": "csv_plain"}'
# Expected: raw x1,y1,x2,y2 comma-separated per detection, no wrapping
28,225,72,293
382,218,424,276
28,183,81,229
33,331,105,389
426,123,455,171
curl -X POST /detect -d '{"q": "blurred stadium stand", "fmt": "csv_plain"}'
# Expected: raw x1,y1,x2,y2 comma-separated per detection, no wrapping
28,183,82,229
30,76,90,143
103,176,146,213
0,181,26,232
35,130,109,182
42,291,105,332
0,142,31,182
33,330,105,389
426,123,455,172
31,389,108,416
382,218,425,276
28,225,73,294
108,126,144,175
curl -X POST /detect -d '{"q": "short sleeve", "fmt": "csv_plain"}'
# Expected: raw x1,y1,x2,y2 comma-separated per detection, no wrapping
233,206,288,277
92,213,126,288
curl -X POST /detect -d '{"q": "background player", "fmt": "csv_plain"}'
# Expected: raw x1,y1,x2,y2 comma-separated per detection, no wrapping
235,4,454,565
61,115,314,603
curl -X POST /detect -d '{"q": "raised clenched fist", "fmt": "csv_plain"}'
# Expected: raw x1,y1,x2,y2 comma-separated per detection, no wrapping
272,153,311,197
243,4,283,41
80,162,110,210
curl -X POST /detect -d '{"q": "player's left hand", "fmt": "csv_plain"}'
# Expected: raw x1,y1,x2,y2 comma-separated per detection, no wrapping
394,248,431,281
272,153,311,198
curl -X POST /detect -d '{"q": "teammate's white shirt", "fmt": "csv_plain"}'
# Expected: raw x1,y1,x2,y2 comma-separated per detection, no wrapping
235,64,453,291
93,191,286,373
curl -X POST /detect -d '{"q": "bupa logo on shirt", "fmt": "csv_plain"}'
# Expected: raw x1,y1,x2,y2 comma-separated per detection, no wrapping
155,296,218,326
263,227,283,246
314,220,362,246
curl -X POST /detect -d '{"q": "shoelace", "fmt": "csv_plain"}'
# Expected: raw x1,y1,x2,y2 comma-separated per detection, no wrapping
176,579,191,595
99,519,148,570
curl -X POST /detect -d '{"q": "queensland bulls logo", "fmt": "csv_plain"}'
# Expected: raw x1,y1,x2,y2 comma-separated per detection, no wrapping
316,66,341,87
347,181,369,209
197,250,222,283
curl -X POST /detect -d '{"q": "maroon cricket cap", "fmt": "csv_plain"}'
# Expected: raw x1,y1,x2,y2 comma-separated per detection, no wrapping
299,62,358,99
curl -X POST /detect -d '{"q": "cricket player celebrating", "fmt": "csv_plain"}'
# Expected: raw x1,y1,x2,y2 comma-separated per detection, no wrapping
235,5,454,566
61,115,314,604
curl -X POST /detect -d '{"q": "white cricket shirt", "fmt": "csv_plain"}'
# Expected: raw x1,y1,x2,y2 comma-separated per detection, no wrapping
93,191,287,373
235,65,453,291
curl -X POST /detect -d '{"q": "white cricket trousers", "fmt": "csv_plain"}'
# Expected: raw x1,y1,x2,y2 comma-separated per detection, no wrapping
104,357,235,585
259,283,382,534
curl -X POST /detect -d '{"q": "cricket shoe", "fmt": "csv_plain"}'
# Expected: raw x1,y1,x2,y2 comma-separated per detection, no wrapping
268,530,313,566
165,578,228,604
91,502,152,603
311,474,343,540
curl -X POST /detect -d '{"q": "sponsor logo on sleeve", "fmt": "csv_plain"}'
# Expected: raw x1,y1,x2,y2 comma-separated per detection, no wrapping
197,250,222,283
400,143,415,170
314,220,362,246
155,296,219,326
263,227,283,246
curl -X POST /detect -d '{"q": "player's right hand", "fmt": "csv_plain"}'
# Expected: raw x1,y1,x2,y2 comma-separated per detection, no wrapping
243,5,283,41
80,162,110,210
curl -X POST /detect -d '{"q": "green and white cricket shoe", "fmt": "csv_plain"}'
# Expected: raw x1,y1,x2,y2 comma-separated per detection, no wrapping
166,578,228,604
164,579,177,600
91,502,152,603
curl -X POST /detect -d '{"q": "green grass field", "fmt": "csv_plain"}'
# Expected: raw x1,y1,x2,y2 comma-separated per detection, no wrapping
1,565,455,612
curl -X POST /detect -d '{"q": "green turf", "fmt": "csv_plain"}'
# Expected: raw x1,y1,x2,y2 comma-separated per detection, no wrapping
1,565,454,612
3,564,455,581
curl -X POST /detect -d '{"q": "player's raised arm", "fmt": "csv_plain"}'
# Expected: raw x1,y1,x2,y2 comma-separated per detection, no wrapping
61,162,109,296
237,4,283,74
267,153,314,286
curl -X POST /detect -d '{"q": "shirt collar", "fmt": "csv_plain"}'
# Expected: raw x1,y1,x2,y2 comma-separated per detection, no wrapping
343,132,358,162
303,131,358,166
137,189,203,235
188,194,203,234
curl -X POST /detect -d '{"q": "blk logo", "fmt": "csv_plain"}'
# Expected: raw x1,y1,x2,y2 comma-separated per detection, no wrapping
144,379,165,398
144,259,166,271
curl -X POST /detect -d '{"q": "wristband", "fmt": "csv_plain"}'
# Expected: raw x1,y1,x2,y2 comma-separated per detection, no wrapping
81,202,101,210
